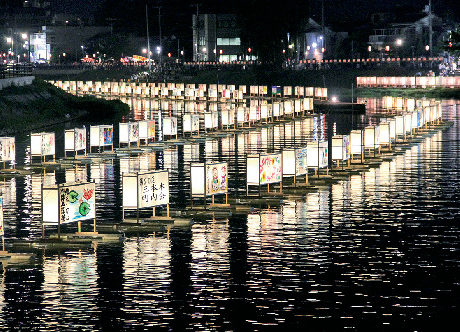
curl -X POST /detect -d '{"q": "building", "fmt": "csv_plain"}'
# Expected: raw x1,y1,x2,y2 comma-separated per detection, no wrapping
192,14,250,62
295,18,348,61
368,14,446,57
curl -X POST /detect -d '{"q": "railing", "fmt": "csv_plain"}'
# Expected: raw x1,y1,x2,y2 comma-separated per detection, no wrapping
0,63,33,78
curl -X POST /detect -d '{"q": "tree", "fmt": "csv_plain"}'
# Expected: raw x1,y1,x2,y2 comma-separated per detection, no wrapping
444,26,460,57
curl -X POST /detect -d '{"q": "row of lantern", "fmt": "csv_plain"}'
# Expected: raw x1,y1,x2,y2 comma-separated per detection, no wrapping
360,96,439,112
48,80,327,100
357,76,460,89
245,106,443,193
1,100,316,164
0,103,442,166
1,107,443,237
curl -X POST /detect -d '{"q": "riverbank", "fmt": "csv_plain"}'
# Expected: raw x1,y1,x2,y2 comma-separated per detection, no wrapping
0,79,130,135
356,87,460,99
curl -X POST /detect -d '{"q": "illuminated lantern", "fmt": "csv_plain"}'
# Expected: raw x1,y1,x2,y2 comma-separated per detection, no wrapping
403,113,412,136
139,120,155,144
350,129,364,158
331,135,350,166
31,132,55,162
221,108,235,128
163,117,178,138
247,153,283,194
42,181,97,235
190,162,228,205
64,127,87,157
204,112,218,131
122,170,170,220
379,122,391,149
119,121,140,147
282,146,310,184
364,125,381,152
90,125,114,151
394,115,405,139
0,137,15,166
306,141,328,171
183,114,200,135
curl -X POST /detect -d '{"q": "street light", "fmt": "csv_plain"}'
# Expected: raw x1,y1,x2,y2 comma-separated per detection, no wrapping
142,48,147,54
425,45,430,51
396,39,402,46
6,37,12,43
312,42,317,48
21,33,27,40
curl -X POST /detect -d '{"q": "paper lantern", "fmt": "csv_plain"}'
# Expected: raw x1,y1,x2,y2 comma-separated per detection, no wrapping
350,130,364,155
332,135,350,161
163,117,178,136
282,146,310,177
222,109,235,126
42,181,96,225
364,126,380,149
403,113,412,134
90,125,113,148
379,122,390,145
190,162,228,197
183,114,200,133
387,118,396,140
31,132,55,157
249,106,258,121
294,99,301,113
395,116,405,136
273,102,280,117
119,122,139,145
237,107,246,124
306,141,328,169
284,100,293,115
205,112,218,130
260,104,269,120
0,137,15,162
122,170,169,210
139,120,155,142
247,153,282,186
65,127,86,155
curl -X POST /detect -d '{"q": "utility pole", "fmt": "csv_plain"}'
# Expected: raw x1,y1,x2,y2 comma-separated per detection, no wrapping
146,4,151,72
157,6,162,67
193,4,200,62
428,0,433,57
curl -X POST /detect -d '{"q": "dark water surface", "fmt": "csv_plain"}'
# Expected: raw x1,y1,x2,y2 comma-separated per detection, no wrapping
0,97,458,330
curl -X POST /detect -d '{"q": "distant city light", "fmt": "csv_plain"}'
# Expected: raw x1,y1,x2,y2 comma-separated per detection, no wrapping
219,49,223,54
425,45,430,51
319,36,323,40
21,33,28,40
396,39,402,46
142,48,147,54
156,46,161,54
180,50,184,55
368,45,372,52
62,52,66,57
202,47,207,53
312,42,317,48
168,53,171,57
248,47,251,53
6,37,12,43
307,46,310,51
213,49,216,54
385,45,390,52
331,96,338,102
282,49,285,54
321,47,325,53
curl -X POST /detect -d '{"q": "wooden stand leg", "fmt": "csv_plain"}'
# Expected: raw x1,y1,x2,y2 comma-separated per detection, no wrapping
167,204,170,218
78,221,81,233
42,224,45,239
93,218,96,233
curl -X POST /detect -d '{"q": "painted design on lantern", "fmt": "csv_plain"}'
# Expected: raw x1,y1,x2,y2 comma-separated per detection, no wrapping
206,163,228,195
59,183,95,223
295,148,308,176
41,134,54,155
148,121,155,138
0,138,15,161
103,127,113,145
129,122,139,142
260,155,282,185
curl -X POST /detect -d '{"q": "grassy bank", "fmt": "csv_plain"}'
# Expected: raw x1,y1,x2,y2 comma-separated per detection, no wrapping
0,79,130,135
356,87,460,99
